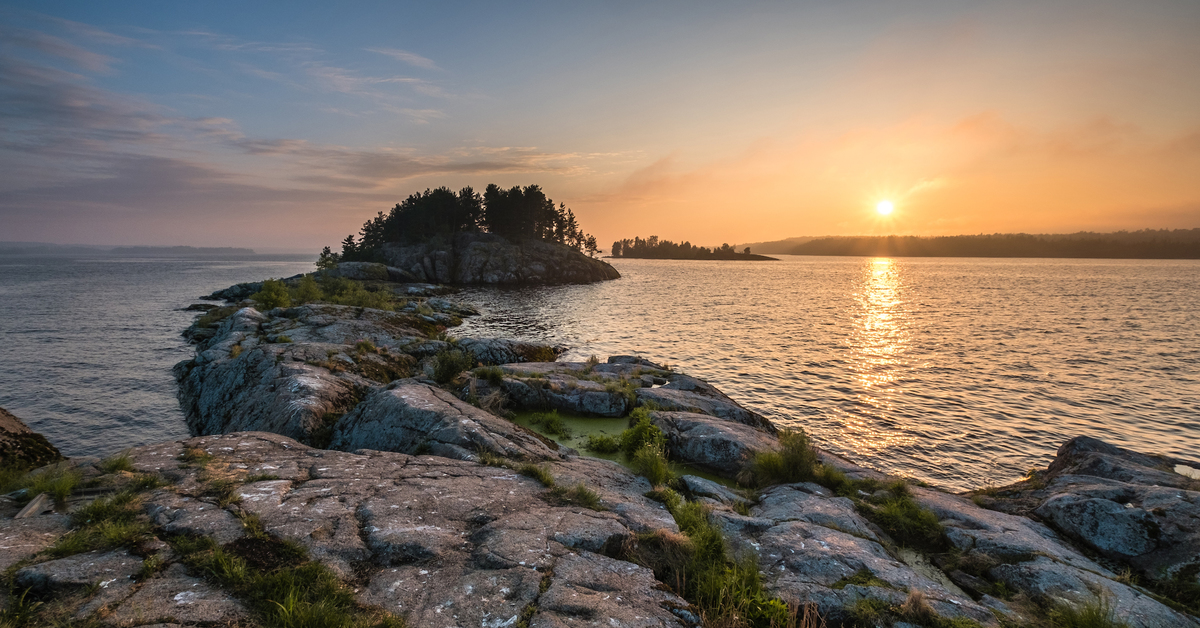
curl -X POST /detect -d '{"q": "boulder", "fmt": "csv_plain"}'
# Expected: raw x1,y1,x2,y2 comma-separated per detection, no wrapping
636,374,776,433
651,410,779,475
381,232,620,285
330,382,559,461
0,406,64,468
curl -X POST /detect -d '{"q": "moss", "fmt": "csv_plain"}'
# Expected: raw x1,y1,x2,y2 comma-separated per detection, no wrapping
195,305,238,329
859,493,947,552
517,345,558,363
831,568,893,590
179,446,214,467
0,429,64,469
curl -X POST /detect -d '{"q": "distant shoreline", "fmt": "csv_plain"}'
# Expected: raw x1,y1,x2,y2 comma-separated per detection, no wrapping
780,232,1200,259
608,252,778,261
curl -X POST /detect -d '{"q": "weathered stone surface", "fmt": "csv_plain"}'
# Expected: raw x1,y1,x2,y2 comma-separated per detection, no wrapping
754,483,880,542
0,406,64,468
982,435,1200,584
330,382,559,461
651,411,778,475
0,514,70,571
105,563,249,626
532,551,696,627
144,491,245,544
990,556,1197,628
16,549,140,591
1034,493,1160,558
680,475,749,508
456,337,561,365
636,375,776,433
381,232,620,285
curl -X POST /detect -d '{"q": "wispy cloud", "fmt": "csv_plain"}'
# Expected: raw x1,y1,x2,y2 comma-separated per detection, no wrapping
0,25,116,73
366,47,439,70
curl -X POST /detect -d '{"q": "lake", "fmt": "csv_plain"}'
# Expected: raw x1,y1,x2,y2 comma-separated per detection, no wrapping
2,253,1196,491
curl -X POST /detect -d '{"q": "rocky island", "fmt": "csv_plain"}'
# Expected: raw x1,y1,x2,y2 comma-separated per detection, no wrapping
3,257,1199,628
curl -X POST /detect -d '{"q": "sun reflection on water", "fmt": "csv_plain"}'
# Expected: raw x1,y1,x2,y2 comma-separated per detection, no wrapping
837,258,918,456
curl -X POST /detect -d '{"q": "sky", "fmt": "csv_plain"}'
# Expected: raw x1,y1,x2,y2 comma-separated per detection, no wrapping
2,0,1199,252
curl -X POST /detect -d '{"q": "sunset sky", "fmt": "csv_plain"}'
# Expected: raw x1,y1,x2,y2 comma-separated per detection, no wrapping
2,0,1199,252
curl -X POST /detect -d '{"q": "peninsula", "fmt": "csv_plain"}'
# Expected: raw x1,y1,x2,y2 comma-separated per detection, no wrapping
611,236,778,260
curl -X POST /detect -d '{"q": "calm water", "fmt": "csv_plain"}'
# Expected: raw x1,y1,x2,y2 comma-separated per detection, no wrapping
2,254,1196,491
0,255,315,458
456,256,1200,491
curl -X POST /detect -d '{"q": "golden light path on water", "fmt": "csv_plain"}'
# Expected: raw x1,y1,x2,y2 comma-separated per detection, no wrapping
837,258,919,457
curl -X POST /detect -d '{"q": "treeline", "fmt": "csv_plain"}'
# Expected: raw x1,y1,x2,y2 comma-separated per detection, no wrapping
611,236,777,260
323,184,599,266
788,230,1200,259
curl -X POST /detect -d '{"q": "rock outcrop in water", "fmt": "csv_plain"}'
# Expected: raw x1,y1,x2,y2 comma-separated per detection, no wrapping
4,292,1198,627
380,232,621,285
0,407,63,468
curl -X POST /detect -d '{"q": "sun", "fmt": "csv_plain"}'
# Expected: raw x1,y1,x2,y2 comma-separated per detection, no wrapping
876,200,894,216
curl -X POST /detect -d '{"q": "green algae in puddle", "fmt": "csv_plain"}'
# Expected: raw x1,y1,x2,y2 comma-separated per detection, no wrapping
509,409,740,489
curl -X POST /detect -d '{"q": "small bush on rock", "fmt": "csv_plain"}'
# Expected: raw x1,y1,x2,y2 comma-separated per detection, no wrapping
585,434,620,454
619,408,665,456
432,349,474,384
632,442,673,487
740,429,818,487
251,278,292,310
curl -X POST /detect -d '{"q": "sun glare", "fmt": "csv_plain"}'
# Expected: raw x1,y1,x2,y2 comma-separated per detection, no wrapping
876,200,894,216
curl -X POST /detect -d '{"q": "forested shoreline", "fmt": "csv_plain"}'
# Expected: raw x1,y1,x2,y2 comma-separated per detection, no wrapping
786,230,1200,259
611,236,777,260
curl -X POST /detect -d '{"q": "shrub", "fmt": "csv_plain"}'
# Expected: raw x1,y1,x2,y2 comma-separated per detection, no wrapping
354,340,377,355
25,465,82,505
619,408,665,456
632,442,673,487
740,428,819,487
432,349,474,384
251,278,292,310
291,274,323,304
585,434,621,454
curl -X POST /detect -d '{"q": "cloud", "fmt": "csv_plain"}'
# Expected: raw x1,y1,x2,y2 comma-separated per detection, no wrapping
0,25,116,73
366,47,439,70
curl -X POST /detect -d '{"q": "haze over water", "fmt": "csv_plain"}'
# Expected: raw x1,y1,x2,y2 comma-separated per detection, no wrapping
2,254,1196,492
457,256,1200,491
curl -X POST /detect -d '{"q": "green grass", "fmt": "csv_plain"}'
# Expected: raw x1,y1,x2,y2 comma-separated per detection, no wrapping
631,443,673,487
738,429,819,487
44,490,153,558
859,492,947,552
517,463,555,487
544,483,604,510
19,466,83,506
171,533,404,628
618,408,665,456
99,451,135,474
584,433,620,454
1049,598,1129,628
473,366,505,386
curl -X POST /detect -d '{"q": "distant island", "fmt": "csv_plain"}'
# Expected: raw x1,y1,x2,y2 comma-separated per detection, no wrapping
0,243,256,256
611,236,777,260
733,229,1200,259
109,246,256,257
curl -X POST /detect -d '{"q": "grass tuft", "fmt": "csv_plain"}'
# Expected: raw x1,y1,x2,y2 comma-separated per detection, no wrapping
1049,598,1129,628
619,407,665,456
631,442,673,487
739,429,818,487
99,451,135,473
544,483,605,510
473,366,505,386
518,463,555,487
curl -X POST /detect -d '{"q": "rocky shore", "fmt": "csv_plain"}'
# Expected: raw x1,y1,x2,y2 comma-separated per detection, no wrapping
2,275,1198,627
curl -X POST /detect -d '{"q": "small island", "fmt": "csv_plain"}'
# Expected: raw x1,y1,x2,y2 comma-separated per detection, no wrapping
611,236,778,260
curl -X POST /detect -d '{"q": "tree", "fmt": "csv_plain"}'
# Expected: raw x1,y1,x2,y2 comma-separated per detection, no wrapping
744,247,751,255
251,278,291,310
585,235,599,258
316,246,340,270
611,241,623,257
